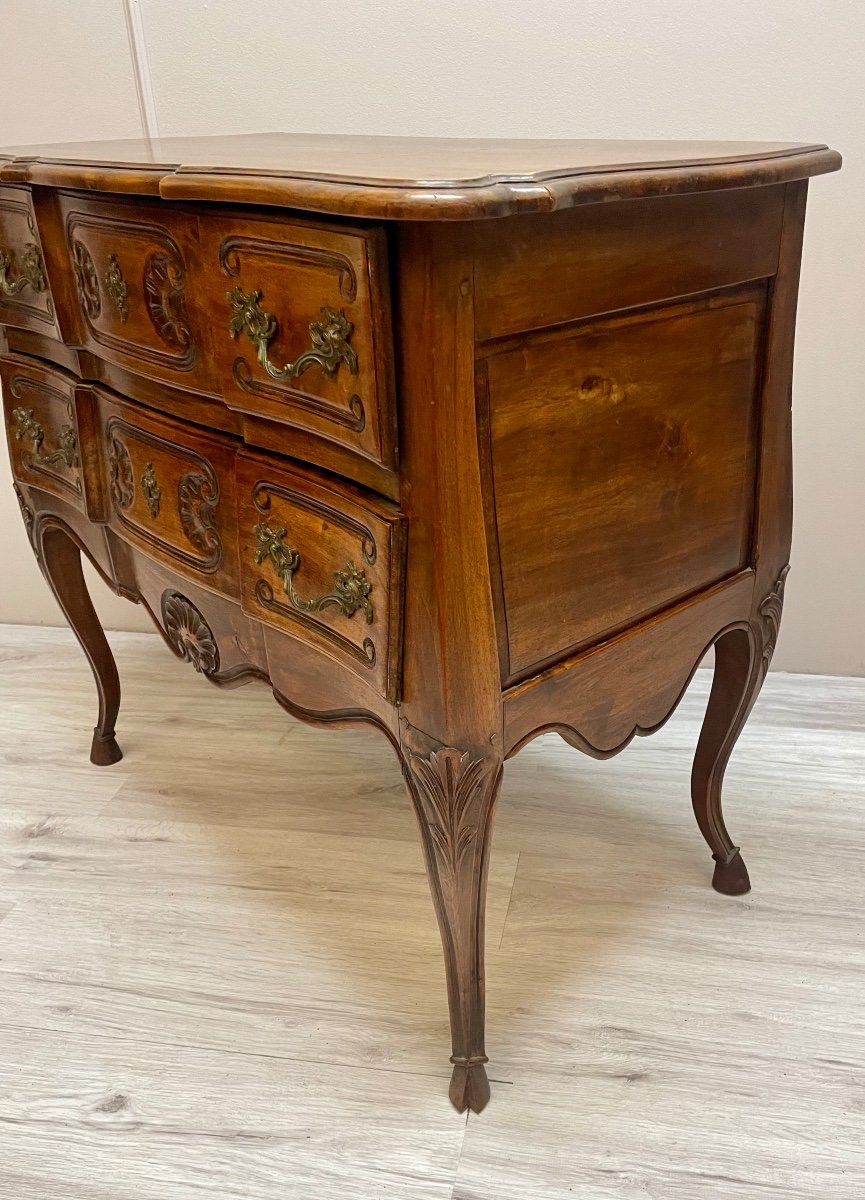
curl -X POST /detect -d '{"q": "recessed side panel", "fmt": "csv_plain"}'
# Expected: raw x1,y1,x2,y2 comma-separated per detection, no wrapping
486,287,766,680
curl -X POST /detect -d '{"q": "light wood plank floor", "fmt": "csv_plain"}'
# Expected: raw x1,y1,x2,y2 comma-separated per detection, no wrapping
0,625,863,1199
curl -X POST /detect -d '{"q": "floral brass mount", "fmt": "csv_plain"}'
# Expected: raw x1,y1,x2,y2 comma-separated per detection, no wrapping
140,462,161,518
12,406,78,470
227,287,358,383
104,254,129,322
253,519,373,623
0,242,47,297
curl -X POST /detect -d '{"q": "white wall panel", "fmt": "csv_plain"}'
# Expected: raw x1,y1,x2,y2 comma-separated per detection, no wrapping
0,0,152,632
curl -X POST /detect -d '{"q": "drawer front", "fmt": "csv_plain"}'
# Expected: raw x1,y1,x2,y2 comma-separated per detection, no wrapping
98,395,239,594
1,356,82,508
236,452,404,699
484,287,765,679
0,186,57,336
198,211,395,471
57,194,215,393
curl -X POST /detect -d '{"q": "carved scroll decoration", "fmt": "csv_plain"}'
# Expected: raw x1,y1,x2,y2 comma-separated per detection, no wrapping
143,250,192,349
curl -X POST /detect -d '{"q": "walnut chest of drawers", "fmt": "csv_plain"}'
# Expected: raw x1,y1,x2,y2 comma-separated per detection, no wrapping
0,133,840,1112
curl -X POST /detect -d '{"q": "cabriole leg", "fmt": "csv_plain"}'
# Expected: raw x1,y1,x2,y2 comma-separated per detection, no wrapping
35,519,123,766
691,627,758,895
400,737,503,1113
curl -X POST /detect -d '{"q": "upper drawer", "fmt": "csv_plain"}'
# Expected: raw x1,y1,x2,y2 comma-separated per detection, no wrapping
0,187,58,337
196,209,395,471
56,193,217,394
1,355,82,509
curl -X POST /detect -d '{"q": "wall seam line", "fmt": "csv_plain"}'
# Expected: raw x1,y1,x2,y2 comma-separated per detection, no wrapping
122,0,160,139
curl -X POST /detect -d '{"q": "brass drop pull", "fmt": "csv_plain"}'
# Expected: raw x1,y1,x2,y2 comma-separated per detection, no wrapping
12,407,78,469
227,287,358,382
253,520,373,623
141,462,161,518
0,243,47,297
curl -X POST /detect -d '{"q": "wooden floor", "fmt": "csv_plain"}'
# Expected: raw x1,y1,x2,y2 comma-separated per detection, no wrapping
0,625,863,1199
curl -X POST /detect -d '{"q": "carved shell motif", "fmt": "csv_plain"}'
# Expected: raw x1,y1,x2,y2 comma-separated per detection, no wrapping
143,251,192,349
161,592,220,675
178,470,220,556
70,239,101,320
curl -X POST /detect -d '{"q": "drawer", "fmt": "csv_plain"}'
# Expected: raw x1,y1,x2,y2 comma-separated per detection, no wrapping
1,355,82,509
197,210,395,471
56,194,216,394
484,287,765,679
0,186,58,336
98,394,239,594
236,451,405,700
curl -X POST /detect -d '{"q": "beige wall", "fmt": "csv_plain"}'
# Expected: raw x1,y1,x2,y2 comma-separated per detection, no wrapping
1,0,862,672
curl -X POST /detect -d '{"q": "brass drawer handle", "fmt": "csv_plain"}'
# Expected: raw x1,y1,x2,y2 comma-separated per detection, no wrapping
12,407,78,469
141,462,161,518
227,288,358,382
253,520,373,623
0,243,47,297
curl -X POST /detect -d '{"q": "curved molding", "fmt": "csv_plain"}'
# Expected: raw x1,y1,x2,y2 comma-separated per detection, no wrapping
503,573,757,760
506,620,753,761
218,234,358,302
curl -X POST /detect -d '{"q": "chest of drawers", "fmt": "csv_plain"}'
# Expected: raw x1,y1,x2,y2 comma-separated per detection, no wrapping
0,133,840,1112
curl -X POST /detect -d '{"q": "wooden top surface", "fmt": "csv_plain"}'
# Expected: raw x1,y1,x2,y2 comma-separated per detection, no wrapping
0,132,841,221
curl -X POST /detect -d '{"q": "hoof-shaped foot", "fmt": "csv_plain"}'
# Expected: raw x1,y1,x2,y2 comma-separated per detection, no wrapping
449,1058,491,1113
90,729,122,766
712,849,751,896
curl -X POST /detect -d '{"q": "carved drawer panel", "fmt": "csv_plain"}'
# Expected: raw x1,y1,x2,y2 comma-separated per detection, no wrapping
97,393,239,594
236,451,405,700
1,355,82,509
197,211,395,473
56,194,215,393
0,186,58,336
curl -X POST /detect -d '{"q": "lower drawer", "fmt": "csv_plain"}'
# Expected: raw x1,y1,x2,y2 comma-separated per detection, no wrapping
97,392,240,595
2,355,83,509
236,451,405,700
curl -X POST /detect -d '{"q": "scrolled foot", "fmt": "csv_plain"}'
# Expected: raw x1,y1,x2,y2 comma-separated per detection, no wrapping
712,849,751,896
90,728,122,766
449,1057,491,1114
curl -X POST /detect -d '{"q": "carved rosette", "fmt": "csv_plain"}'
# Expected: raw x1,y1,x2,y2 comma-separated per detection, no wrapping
160,591,220,675
70,239,101,319
143,250,192,349
108,436,134,510
758,565,790,672
178,470,220,555
405,747,498,886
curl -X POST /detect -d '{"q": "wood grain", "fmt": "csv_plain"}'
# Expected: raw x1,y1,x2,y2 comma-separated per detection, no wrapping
1,627,864,1197
0,133,841,219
